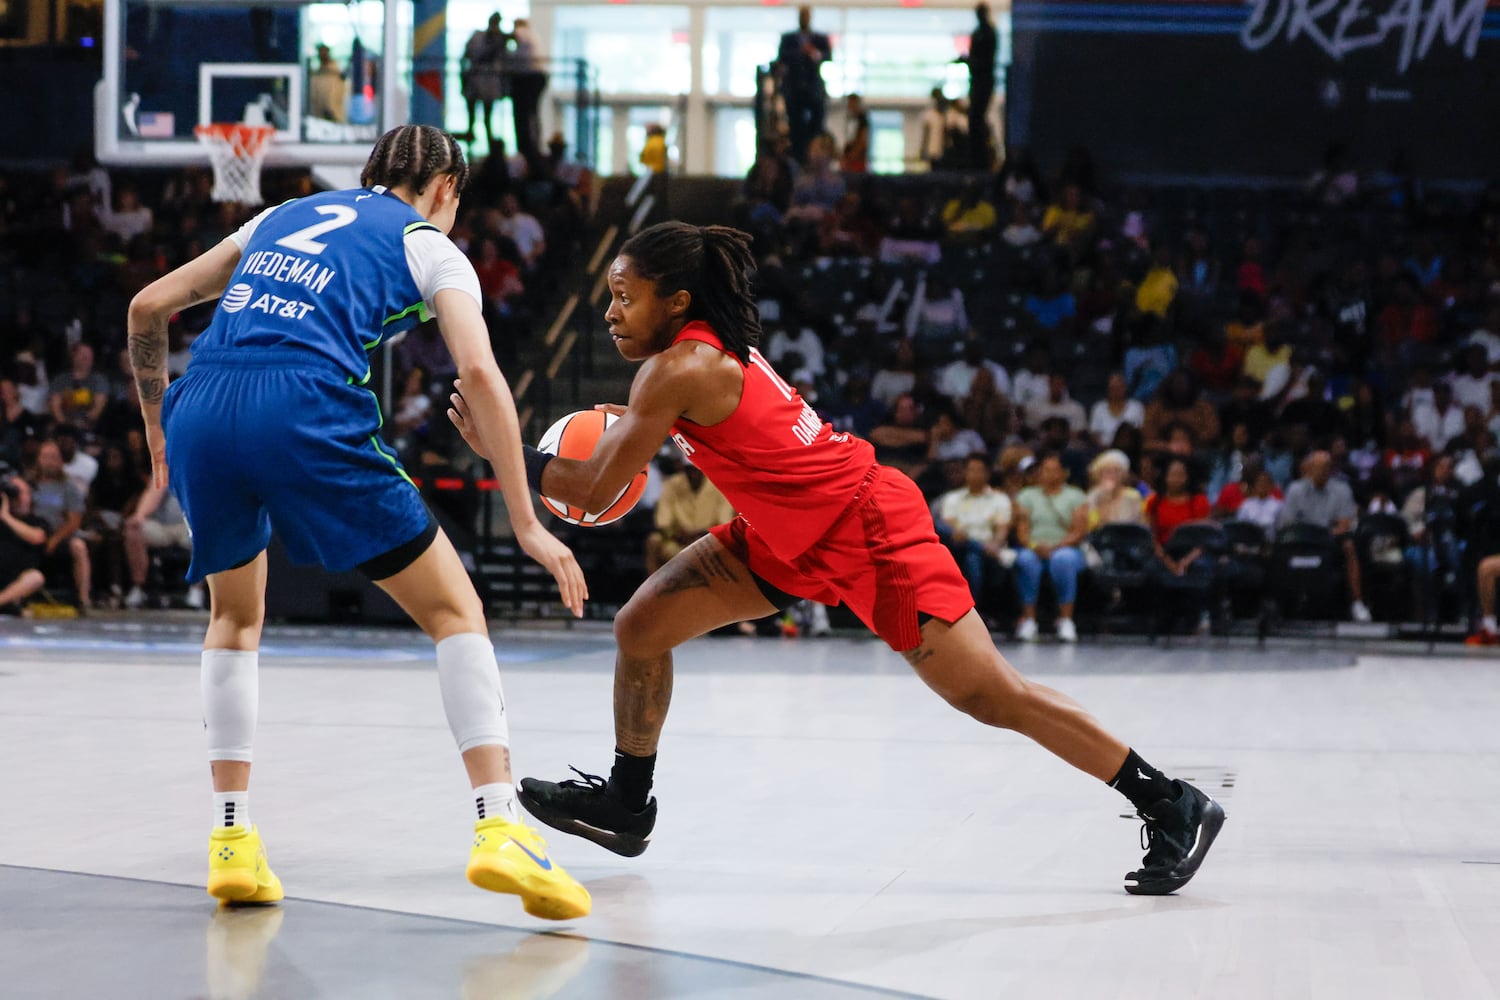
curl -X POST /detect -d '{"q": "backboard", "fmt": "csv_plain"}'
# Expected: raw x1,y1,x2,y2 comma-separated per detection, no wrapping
95,0,411,173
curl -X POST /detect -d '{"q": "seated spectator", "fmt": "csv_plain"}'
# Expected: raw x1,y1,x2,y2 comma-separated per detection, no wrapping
1206,422,1255,502
938,340,1011,402
124,482,202,610
1134,244,1179,319
1377,273,1439,352
1041,182,1095,256
1143,371,1220,451
27,440,91,608
1014,452,1088,642
1413,381,1465,452
820,194,882,258
870,340,918,410
940,181,998,239
98,184,153,244
645,462,735,575
1188,328,1244,397
53,424,98,497
1218,376,1272,447
1243,319,1293,389
824,375,886,439
927,408,988,465
1089,372,1145,447
1224,292,1266,351
85,443,142,603
1084,449,1145,528
1277,450,1372,622
1146,456,1211,546
905,273,969,355
471,236,525,315
49,343,110,433
1123,315,1177,402
788,134,846,220
1023,264,1076,332
496,193,546,273
1280,369,1346,444
1000,200,1042,249
1025,374,1087,437
1237,469,1285,537
1146,456,1215,632
934,454,1014,625
742,139,795,228
1214,454,1277,517
764,325,826,379
0,476,47,613
870,393,930,480
1010,345,1052,416
1450,343,1496,412
956,366,1012,447
879,195,943,265
0,379,43,468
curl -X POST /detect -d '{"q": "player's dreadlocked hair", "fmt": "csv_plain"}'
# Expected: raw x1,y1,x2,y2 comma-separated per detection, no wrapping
619,221,761,364
360,124,469,195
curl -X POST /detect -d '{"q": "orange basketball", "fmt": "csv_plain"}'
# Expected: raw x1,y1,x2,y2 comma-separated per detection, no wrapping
536,410,648,526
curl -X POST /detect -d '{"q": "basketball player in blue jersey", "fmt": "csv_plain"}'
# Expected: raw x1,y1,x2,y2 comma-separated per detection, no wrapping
126,125,590,920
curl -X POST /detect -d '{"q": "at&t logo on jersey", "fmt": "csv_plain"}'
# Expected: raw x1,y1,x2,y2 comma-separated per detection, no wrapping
220,283,253,313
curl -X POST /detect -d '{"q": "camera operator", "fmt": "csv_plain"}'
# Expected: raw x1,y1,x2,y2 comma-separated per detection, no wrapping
0,471,48,614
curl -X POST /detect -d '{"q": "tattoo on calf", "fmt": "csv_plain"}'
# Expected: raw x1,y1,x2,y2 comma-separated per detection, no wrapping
656,548,740,596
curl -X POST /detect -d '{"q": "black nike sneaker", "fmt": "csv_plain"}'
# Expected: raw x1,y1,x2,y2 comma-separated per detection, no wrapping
1124,780,1226,895
518,768,657,858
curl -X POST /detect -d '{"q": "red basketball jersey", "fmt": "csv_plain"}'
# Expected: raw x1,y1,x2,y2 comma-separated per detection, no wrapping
668,322,876,561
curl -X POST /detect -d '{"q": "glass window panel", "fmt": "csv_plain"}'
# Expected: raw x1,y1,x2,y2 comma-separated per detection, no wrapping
551,5,690,95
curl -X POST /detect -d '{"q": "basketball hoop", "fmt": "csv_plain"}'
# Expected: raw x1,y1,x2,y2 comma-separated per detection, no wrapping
194,123,276,205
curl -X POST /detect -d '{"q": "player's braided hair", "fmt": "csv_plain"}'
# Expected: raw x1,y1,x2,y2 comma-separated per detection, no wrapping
360,125,469,195
620,221,761,364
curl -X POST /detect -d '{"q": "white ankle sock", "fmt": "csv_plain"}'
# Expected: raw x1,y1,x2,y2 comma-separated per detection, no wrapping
474,782,519,823
1484,616,1497,633
214,791,249,830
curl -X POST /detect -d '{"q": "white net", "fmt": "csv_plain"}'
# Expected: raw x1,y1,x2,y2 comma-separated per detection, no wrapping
194,124,276,206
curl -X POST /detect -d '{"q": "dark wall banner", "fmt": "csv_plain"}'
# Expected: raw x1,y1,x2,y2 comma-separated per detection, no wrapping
1007,0,1500,179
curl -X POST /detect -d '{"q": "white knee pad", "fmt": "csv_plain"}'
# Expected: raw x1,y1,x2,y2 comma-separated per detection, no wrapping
202,649,258,762
436,633,509,753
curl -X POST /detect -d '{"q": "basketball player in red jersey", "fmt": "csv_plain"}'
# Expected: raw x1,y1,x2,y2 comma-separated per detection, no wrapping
449,222,1224,894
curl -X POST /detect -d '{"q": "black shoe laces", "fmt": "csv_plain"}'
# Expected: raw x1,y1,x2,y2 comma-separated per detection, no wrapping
557,766,608,791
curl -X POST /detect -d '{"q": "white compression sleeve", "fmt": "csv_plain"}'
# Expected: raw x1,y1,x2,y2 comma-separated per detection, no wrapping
202,649,258,762
436,633,509,752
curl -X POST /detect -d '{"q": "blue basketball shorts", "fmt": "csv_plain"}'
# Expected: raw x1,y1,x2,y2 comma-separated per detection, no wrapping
161,348,432,583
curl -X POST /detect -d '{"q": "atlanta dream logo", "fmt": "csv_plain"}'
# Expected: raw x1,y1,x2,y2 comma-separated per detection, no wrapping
220,283,254,313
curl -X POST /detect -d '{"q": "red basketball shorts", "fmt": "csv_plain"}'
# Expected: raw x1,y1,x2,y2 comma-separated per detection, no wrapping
710,465,974,652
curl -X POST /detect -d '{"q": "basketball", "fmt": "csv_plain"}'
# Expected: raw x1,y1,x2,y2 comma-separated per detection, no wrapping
536,409,647,526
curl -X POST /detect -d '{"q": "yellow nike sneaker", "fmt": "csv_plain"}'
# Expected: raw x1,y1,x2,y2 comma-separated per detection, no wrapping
207,825,284,905
466,818,591,920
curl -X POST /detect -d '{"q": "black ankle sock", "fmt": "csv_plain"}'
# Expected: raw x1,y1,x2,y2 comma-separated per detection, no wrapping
609,748,656,811
1108,749,1177,811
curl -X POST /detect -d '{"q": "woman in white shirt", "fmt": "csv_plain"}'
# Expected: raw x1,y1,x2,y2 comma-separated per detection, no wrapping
1089,372,1145,446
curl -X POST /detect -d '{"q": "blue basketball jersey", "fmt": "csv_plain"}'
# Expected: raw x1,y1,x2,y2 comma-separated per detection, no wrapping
191,187,438,383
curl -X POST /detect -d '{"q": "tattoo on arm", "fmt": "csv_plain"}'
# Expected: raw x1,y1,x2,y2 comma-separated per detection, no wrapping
655,547,741,596
128,324,168,405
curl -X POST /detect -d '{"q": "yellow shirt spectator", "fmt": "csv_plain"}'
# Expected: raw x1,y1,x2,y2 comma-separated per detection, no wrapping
1243,342,1292,384
646,467,735,572
1135,266,1179,318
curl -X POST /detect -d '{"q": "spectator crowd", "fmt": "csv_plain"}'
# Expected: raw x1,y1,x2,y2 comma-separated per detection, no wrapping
730,140,1500,643
0,143,590,614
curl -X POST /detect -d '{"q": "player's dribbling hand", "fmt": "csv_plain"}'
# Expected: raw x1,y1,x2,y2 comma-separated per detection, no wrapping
593,403,627,418
145,421,168,489
514,519,588,617
447,381,491,460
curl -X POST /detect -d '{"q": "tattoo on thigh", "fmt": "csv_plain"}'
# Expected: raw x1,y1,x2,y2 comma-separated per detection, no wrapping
656,547,740,596
902,644,935,666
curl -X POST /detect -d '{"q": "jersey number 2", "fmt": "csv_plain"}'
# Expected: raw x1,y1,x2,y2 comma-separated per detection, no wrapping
275,205,358,255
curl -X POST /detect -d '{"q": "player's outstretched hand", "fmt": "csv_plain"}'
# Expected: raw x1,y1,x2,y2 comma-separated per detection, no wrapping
145,421,169,489
592,403,627,418
514,519,588,617
447,380,491,460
